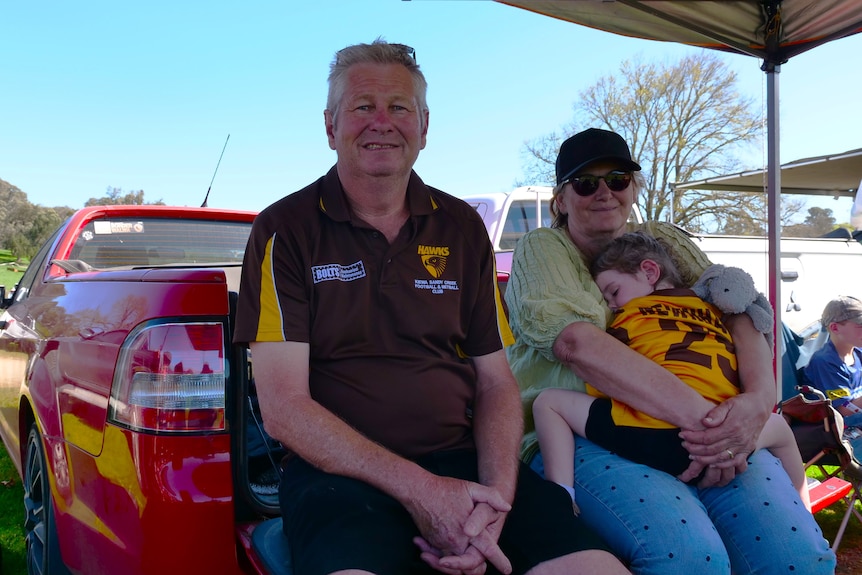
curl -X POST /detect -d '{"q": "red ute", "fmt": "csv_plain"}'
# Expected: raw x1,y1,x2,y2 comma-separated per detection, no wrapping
0,205,288,574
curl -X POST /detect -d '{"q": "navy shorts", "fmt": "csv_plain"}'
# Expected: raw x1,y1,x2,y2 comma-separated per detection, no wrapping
585,397,691,477
279,449,610,575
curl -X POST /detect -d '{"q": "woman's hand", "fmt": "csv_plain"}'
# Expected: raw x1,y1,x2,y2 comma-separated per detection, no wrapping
677,311,775,487
678,391,771,486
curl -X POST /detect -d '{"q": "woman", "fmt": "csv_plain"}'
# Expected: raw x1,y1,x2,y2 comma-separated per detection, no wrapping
505,127,835,574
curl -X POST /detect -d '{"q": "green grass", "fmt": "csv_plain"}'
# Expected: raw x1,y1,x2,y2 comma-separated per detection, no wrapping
0,248,28,280
0,267,25,298
0,243,27,290
0,261,27,571
0,442,26,575
0,250,27,573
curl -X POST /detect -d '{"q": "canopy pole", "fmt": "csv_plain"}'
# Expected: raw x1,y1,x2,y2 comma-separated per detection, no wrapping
765,62,782,398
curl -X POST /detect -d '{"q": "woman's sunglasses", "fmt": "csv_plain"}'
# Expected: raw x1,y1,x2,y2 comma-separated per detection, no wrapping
564,170,633,197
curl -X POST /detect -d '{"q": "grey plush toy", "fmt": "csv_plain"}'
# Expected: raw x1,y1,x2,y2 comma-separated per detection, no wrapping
691,263,775,350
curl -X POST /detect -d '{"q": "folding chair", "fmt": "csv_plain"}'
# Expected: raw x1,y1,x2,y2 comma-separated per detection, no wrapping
778,385,862,551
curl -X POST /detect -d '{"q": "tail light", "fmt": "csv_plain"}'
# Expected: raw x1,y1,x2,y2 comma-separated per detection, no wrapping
108,321,226,433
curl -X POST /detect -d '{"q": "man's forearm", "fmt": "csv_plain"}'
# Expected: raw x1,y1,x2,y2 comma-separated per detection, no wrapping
251,342,431,504
838,398,862,418
471,377,522,503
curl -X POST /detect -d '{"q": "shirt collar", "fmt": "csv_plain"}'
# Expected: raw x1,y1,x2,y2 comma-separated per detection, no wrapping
318,165,439,222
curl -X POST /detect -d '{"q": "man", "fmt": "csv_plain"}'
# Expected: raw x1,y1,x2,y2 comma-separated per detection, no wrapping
234,40,627,575
805,296,862,431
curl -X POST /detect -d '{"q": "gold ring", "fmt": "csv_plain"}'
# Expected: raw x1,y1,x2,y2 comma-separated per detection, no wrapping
725,449,734,460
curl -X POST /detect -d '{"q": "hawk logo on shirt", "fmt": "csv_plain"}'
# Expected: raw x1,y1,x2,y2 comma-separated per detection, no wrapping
418,244,449,278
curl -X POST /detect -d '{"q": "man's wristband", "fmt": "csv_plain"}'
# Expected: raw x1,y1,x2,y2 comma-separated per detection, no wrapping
841,399,862,414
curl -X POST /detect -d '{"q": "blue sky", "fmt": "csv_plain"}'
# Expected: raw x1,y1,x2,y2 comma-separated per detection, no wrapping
2,1,861,220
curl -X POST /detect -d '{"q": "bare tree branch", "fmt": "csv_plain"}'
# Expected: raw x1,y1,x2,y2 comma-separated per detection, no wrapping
519,52,779,233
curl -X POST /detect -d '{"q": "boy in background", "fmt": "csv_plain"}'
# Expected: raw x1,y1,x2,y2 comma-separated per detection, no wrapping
805,296,862,434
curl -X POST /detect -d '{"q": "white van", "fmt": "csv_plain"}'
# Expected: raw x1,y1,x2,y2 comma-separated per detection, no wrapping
465,186,555,278
465,187,862,333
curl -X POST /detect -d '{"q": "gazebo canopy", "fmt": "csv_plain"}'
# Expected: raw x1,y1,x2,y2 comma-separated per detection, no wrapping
674,148,862,197
496,1,862,65
494,0,862,377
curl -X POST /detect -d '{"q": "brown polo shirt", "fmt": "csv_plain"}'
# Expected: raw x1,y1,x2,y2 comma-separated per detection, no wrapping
234,166,511,459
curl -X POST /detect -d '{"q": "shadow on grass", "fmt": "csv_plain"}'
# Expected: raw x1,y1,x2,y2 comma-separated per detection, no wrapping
813,492,862,574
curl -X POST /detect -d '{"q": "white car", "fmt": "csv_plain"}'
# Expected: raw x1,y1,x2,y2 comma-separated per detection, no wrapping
465,187,862,334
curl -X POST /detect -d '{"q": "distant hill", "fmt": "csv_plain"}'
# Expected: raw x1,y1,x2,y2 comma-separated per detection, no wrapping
1,178,75,218
0,177,26,199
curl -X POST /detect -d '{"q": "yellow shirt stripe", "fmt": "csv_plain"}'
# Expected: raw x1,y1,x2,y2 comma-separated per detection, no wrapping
256,234,285,341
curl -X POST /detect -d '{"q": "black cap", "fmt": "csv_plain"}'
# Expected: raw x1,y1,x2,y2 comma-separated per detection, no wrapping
556,128,642,185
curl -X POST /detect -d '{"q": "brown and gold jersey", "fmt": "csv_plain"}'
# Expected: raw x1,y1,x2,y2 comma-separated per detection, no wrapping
588,288,739,429
233,166,512,458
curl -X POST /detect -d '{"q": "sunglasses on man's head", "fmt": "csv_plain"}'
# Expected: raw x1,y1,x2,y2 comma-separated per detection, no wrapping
564,171,632,196
336,43,416,65
392,43,417,62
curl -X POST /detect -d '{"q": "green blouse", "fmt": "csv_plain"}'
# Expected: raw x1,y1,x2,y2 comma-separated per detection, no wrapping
505,221,712,461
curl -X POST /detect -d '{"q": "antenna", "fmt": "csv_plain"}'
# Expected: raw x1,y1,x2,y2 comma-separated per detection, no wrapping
201,134,230,207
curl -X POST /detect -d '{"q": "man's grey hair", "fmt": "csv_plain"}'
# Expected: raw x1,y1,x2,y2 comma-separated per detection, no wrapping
327,38,428,129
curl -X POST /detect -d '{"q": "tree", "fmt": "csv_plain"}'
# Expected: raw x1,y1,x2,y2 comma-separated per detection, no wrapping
3,179,164,259
707,193,806,235
720,206,766,235
85,187,164,206
4,203,66,259
520,52,776,233
0,179,32,250
782,206,837,238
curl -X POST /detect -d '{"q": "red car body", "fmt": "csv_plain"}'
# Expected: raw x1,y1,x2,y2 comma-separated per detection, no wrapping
0,205,282,574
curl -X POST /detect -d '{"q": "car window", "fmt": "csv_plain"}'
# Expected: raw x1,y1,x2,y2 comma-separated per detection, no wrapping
66,218,253,269
13,225,64,303
499,199,551,250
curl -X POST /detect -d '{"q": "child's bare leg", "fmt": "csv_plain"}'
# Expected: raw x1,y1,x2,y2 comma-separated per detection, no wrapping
756,412,812,511
532,389,596,488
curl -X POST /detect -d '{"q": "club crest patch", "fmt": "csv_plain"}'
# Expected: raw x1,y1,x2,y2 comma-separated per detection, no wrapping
422,255,447,278
415,244,459,294
417,244,449,277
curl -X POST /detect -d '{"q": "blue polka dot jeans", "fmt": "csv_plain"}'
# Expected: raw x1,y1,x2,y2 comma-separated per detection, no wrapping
530,438,836,574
